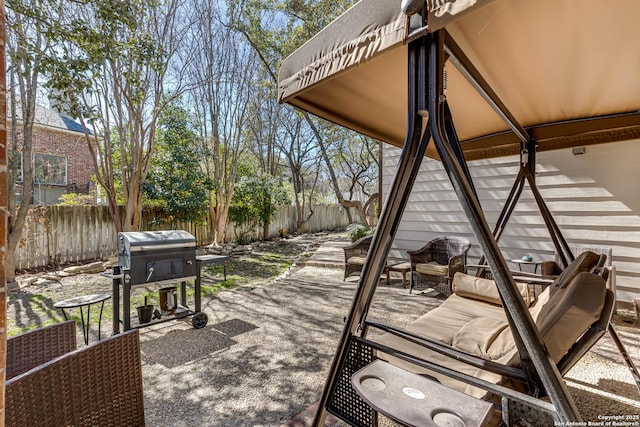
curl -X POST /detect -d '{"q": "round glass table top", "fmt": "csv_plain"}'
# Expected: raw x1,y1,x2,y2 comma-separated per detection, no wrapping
54,293,111,309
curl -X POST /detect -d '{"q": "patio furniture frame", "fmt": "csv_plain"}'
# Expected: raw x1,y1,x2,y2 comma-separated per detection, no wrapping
343,235,374,280
314,30,582,424
6,320,77,380
313,24,640,427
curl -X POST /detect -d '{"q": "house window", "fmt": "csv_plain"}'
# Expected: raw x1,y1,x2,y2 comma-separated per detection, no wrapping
34,153,67,186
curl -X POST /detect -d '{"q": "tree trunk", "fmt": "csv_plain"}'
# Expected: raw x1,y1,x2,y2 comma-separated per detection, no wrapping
304,113,370,227
0,11,7,419
6,80,37,283
215,201,229,244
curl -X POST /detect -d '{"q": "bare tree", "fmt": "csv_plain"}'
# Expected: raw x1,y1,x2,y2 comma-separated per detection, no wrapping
247,80,285,178
278,110,320,233
327,130,380,225
47,0,195,232
230,0,378,227
186,2,259,244
5,0,51,284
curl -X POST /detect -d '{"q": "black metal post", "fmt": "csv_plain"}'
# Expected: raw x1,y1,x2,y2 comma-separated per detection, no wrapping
522,165,574,268
195,259,203,313
124,279,131,331
180,281,187,308
98,300,105,341
443,102,478,200
112,265,121,335
428,29,581,422
443,31,530,145
313,34,433,427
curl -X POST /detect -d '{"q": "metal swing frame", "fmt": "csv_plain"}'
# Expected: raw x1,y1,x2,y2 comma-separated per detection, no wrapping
311,19,637,426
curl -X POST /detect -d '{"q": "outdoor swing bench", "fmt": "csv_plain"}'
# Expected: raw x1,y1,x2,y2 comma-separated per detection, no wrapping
277,0,640,425
371,251,613,423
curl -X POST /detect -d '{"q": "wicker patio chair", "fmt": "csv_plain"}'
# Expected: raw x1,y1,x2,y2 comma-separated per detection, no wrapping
408,236,471,295
6,329,145,426
343,235,374,280
6,320,77,380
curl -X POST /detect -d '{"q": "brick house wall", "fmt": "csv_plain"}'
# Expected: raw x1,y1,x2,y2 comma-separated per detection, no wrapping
9,108,96,204
29,124,94,191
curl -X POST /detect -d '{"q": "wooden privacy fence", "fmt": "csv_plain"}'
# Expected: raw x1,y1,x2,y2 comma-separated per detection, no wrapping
14,204,353,270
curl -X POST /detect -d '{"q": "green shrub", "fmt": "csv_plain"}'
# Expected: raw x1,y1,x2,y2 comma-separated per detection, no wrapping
347,223,372,242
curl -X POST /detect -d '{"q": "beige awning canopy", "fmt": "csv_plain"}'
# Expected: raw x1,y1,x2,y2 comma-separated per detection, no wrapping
278,0,640,160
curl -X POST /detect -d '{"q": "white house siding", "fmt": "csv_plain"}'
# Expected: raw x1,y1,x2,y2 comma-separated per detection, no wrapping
381,139,640,304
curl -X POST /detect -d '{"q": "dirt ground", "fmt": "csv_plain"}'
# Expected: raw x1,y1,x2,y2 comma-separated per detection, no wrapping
7,231,348,339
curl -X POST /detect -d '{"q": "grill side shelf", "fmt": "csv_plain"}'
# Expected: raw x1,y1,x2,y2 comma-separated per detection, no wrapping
126,276,197,289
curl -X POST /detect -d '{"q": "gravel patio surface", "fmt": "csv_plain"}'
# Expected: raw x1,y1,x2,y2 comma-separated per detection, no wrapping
138,265,438,426
8,234,640,425
139,263,640,426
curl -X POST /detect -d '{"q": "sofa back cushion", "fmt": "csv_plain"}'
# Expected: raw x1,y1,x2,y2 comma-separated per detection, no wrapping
529,271,606,362
549,250,600,288
452,273,530,307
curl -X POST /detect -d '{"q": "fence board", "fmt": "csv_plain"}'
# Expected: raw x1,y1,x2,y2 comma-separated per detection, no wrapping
13,204,354,270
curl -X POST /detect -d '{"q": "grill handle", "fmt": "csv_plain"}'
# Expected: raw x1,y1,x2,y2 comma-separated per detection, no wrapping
131,243,196,252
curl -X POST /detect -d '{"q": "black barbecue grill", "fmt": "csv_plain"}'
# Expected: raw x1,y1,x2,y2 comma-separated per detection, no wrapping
109,230,229,334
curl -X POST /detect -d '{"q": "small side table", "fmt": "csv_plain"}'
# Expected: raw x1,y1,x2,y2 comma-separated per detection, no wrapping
511,259,543,274
54,293,111,345
386,262,411,287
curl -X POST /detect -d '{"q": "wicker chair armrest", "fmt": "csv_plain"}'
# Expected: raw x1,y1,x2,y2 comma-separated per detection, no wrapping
344,235,373,260
6,320,77,380
607,265,616,287
344,247,364,260
448,254,466,278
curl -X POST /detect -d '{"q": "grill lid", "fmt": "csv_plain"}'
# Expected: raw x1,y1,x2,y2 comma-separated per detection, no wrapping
118,230,196,255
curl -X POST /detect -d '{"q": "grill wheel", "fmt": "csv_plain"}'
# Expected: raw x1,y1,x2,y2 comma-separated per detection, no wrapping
191,312,208,329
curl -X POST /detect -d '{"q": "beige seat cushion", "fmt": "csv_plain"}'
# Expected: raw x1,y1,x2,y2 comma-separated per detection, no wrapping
452,273,531,308
452,317,510,359
347,256,366,265
416,262,448,276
